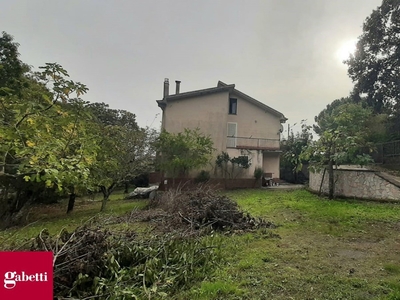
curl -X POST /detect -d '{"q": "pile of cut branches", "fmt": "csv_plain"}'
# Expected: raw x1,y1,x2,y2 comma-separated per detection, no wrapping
29,220,222,299
147,185,275,232
31,224,112,297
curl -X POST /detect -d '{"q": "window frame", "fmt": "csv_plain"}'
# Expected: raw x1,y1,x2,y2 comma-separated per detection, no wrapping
229,98,238,115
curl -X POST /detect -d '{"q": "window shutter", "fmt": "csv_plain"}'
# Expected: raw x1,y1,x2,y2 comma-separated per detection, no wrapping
227,122,237,148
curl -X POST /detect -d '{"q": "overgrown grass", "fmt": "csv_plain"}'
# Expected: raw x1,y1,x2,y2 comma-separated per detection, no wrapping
0,189,147,249
176,189,400,300
3,188,400,299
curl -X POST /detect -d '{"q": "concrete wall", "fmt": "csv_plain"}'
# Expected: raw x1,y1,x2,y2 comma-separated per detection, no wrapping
309,168,400,201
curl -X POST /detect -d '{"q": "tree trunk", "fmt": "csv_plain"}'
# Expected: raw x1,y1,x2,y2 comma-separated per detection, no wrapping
10,195,34,226
123,181,129,194
318,168,327,196
67,192,76,214
100,183,116,212
328,159,334,199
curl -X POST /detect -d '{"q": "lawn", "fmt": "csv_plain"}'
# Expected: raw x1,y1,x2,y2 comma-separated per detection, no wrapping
1,188,400,299
178,189,400,300
0,189,148,249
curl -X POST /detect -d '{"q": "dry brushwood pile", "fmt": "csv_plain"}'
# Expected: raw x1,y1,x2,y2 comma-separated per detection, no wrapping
30,220,224,299
145,186,276,232
31,225,113,296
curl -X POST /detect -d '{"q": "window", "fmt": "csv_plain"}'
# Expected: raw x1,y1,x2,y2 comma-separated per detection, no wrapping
227,122,237,148
229,98,237,114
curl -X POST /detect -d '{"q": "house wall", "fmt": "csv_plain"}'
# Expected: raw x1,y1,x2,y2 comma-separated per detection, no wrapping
225,148,264,179
227,93,282,178
228,93,282,142
162,89,282,179
163,91,229,154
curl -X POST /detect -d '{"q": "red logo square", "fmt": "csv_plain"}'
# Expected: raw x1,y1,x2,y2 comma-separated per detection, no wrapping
0,251,53,300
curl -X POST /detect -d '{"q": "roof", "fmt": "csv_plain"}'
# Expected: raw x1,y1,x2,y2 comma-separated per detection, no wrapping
157,80,287,122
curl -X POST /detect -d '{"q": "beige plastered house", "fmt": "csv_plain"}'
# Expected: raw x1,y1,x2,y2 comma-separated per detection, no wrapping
156,79,287,180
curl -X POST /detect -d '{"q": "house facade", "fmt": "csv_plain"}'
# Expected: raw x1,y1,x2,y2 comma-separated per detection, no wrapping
156,79,287,180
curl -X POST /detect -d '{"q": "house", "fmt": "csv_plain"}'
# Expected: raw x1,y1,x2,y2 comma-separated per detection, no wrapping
156,79,287,180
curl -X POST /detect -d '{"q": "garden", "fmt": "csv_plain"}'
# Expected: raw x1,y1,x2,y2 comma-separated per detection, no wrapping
2,188,400,299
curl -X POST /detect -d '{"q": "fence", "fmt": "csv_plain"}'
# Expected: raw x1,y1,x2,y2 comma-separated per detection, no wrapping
371,140,400,164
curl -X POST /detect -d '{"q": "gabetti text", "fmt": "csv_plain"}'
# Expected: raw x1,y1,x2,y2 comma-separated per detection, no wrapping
4,272,48,289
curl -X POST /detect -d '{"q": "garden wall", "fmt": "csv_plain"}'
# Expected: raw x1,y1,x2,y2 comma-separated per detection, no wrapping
309,166,400,201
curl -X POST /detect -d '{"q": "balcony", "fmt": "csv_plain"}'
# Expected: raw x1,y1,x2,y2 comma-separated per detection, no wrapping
226,136,281,151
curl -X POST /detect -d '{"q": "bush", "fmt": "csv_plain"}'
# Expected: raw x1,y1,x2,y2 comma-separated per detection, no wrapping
195,170,211,183
131,173,149,187
254,167,264,180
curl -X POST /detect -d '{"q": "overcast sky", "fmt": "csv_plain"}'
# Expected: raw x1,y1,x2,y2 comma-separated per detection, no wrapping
1,0,382,134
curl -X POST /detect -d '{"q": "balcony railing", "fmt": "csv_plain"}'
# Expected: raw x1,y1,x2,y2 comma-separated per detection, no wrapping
227,136,280,150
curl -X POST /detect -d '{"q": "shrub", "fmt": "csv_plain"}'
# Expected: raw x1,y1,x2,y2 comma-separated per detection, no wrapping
254,167,264,180
195,170,211,183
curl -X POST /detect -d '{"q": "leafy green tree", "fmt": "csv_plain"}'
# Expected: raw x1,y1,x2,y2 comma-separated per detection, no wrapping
87,103,156,211
303,103,373,199
0,32,96,222
281,121,313,183
155,128,214,182
345,0,400,138
0,31,29,95
313,98,352,134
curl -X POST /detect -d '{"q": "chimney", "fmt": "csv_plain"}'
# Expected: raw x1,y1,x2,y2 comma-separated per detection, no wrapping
163,78,169,99
175,80,181,94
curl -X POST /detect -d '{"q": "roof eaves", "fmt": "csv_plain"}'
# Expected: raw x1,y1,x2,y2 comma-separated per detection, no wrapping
164,84,235,102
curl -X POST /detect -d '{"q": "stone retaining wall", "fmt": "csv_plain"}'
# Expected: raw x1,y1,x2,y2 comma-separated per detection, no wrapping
309,168,400,201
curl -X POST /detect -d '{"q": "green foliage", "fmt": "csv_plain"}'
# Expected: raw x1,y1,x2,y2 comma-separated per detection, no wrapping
0,32,157,220
307,102,373,166
345,1,400,139
191,280,245,299
0,31,100,222
62,233,223,299
345,0,400,114
313,98,352,135
156,128,214,178
253,167,264,180
215,151,251,178
0,31,30,93
195,170,211,183
303,102,374,198
281,121,313,183
230,155,250,169
86,102,157,211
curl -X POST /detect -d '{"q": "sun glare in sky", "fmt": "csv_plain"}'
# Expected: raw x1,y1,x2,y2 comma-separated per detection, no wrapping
336,39,357,63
